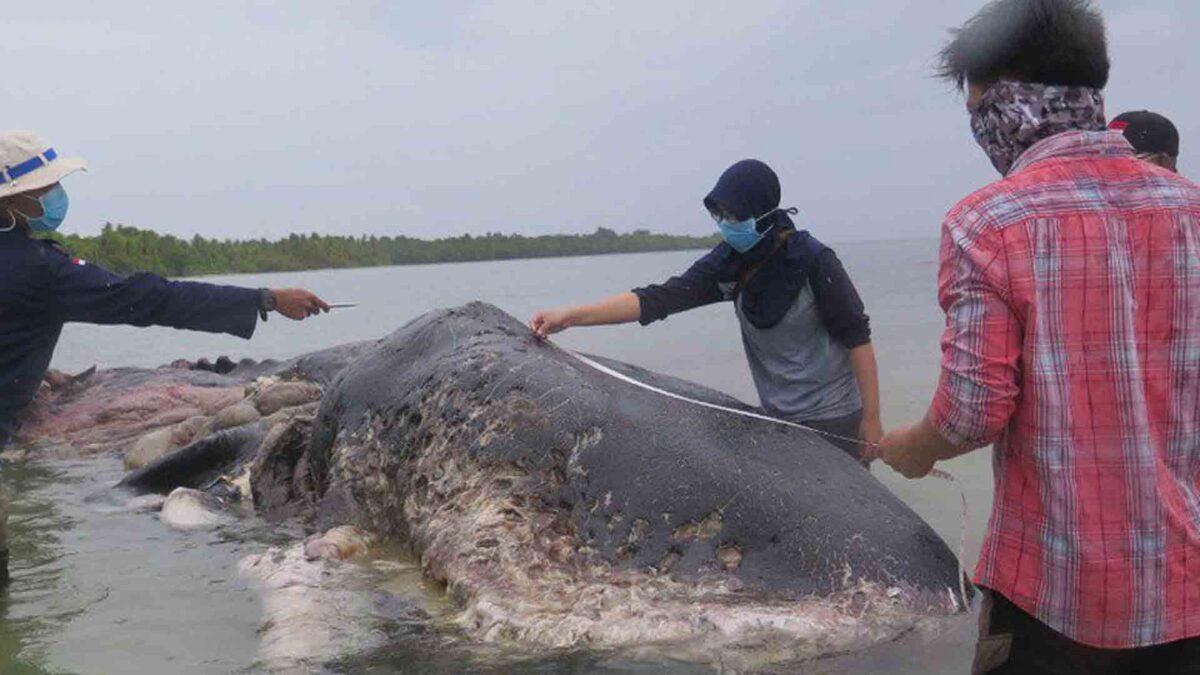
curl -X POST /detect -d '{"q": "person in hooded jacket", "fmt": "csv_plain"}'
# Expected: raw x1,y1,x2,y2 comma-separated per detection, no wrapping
529,159,881,463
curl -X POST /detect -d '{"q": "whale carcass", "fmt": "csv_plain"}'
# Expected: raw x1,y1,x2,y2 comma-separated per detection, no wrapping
305,302,966,649
16,302,967,663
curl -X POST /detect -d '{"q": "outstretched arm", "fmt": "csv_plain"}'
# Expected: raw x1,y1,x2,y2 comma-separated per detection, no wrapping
530,292,641,339
530,247,727,339
45,254,328,338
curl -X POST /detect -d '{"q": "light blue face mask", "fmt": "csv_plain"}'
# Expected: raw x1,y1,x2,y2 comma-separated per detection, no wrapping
13,184,70,233
714,210,777,253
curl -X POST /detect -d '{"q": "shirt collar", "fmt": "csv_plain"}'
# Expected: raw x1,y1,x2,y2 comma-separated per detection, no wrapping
1010,129,1134,175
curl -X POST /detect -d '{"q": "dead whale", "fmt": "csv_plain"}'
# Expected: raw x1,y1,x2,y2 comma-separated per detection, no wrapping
305,302,967,651
15,302,967,663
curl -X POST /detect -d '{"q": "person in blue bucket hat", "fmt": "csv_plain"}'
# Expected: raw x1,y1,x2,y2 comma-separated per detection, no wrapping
530,159,880,465
0,130,332,584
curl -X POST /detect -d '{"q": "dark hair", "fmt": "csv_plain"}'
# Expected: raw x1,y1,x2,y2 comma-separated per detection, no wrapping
938,0,1109,90
0,199,25,235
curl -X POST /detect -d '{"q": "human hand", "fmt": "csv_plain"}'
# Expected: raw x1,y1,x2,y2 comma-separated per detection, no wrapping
529,309,571,340
270,288,331,320
879,425,937,479
859,414,883,461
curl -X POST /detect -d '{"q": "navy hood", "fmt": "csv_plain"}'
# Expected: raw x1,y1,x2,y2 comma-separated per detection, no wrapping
703,159,796,237
704,159,805,329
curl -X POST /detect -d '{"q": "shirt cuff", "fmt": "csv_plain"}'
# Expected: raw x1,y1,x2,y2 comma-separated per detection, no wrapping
928,386,1000,451
839,329,871,350
630,287,660,326
230,287,263,340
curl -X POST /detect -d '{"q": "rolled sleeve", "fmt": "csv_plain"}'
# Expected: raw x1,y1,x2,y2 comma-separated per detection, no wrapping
632,247,726,324
929,218,1022,449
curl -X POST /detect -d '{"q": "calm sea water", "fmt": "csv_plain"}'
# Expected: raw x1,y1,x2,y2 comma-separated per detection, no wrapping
3,239,994,673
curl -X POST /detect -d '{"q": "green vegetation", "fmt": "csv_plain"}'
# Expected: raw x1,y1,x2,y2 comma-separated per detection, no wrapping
53,224,719,277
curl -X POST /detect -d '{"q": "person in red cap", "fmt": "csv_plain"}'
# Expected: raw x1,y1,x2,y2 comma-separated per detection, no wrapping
1109,111,1181,173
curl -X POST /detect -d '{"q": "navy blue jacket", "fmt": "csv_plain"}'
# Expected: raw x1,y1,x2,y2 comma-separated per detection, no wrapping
0,232,261,446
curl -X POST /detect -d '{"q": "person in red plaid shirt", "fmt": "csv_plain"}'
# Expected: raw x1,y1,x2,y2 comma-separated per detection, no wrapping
878,0,1200,673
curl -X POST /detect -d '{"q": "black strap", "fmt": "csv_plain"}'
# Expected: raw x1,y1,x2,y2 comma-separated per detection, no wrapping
733,229,793,298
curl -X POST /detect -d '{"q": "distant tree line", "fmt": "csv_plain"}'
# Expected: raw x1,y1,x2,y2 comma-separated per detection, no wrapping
51,224,720,277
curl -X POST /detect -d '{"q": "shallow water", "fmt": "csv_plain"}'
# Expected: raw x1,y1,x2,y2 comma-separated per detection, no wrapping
5,239,991,673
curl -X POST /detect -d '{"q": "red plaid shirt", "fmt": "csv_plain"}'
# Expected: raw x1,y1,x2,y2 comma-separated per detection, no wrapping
931,130,1200,649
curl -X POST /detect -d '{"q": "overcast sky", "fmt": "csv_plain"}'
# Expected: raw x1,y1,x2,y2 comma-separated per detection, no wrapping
5,1,1195,242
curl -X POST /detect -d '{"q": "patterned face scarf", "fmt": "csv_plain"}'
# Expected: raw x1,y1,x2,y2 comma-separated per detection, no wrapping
970,81,1107,175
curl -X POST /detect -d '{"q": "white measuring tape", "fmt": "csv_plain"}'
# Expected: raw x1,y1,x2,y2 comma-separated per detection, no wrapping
570,351,970,611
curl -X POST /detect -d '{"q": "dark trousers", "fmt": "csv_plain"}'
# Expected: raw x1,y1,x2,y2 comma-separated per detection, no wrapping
802,409,866,464
975,588,1200,674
